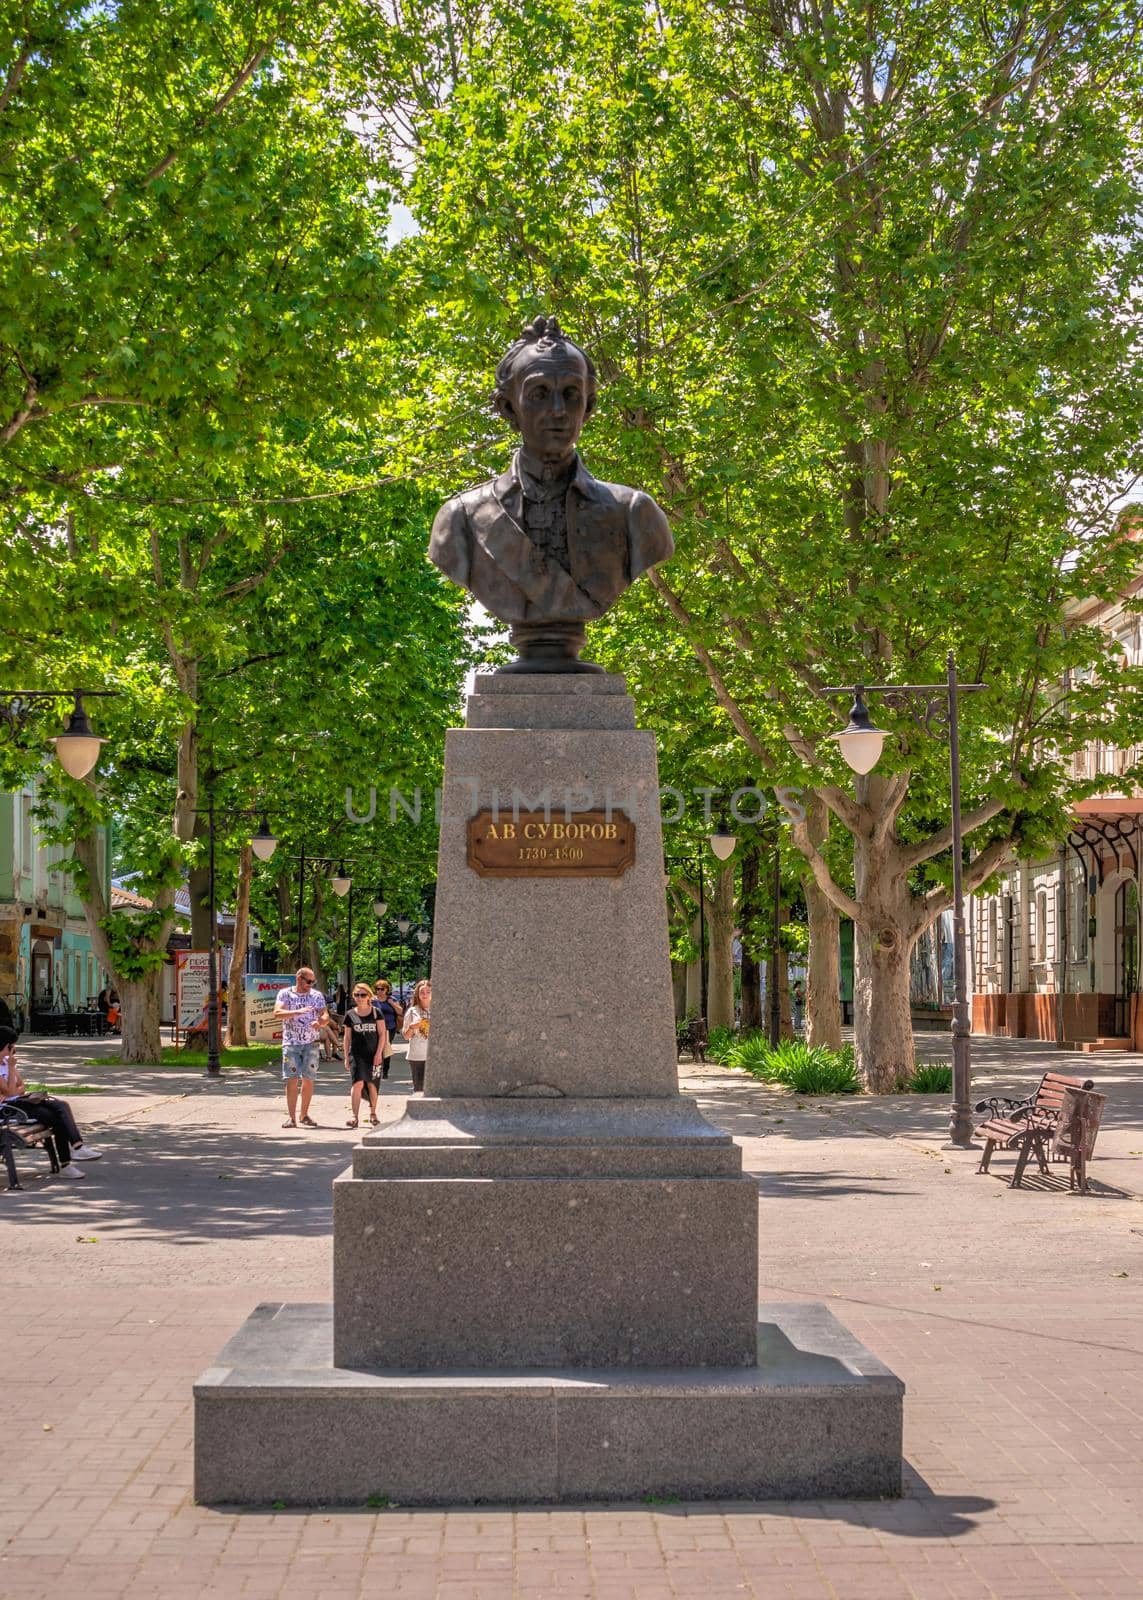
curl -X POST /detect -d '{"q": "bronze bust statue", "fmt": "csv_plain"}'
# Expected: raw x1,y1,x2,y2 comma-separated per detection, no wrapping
428,317,674,672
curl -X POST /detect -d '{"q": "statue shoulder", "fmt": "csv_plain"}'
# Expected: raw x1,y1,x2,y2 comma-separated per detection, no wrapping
429,485,482,585
624,486,674,573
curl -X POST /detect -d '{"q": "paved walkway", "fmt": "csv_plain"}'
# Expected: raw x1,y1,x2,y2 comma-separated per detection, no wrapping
3,1036,1142,1598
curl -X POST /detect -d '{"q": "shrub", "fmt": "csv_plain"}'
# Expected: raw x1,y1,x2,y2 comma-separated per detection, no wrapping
781,1051,861,1095
705,1025,738,1064
904,1062,953,1094
725,1031,776,1074
728,1038,860,1094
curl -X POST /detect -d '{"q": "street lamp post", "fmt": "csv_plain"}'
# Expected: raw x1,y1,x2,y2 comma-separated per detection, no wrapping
0,688,117,778
190,801,278,1079
372,891,388,981
294,852,353,969
707,821,781,1041
769,826,782,1047
345,880,354,996
396,916,411,997
820,651,985,1145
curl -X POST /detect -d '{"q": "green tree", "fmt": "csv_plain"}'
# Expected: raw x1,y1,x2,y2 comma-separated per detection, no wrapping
0,3,472,1058
378,0,1143,1087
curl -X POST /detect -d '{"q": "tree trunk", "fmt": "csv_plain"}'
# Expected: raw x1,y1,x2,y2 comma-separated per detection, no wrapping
778,947,794,1039
71,815,170,1064
685,956,701,1016
707,862,736,1029
118,971,164,1063
226,843,252,1047
853,920,915,1091
738,839,762,1031
740,956,761,1031
188,854,212,950
803,798,842,1049
276,867,293,968
671,961,687,1020
848,797,920,1090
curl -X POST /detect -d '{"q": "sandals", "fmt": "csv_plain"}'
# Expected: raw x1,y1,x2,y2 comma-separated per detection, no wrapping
369,1115,380,1126
346,1119,359,1128
282,1118,296,1128
301,1116,318,1128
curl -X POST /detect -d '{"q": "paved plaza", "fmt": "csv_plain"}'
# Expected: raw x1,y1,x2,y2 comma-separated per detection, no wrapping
3,1033,1143,1599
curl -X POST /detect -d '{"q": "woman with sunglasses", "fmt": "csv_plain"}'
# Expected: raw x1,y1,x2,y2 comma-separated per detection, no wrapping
342,984,385,1127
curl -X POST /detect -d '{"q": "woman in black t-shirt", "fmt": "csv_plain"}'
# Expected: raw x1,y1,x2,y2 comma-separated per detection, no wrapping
342,985,386,1127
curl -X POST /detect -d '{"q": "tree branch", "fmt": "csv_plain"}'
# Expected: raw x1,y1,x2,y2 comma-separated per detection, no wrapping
900,794,1011,868
646,568,775,770
787,811,863,924
0,44,32,116
914,834,1015,929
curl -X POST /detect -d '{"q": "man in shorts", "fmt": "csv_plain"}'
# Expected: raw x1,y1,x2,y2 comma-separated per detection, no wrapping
274,967,328,1128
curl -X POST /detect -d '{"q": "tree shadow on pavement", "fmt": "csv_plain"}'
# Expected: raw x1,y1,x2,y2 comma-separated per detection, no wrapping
1,1125,348,1244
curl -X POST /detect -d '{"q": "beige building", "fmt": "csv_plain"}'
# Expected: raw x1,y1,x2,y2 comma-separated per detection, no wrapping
971,552,1143,1050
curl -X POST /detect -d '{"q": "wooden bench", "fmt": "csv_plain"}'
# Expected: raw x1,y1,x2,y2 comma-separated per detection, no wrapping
975,1071,1102,1191
1,1103,61,1191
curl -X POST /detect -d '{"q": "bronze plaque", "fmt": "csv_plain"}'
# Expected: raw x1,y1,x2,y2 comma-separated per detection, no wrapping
466,809,636,878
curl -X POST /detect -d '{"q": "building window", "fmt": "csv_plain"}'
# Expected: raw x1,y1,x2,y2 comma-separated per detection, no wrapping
1071,863,1089,961
1035,890,1048,964
987,901,998,968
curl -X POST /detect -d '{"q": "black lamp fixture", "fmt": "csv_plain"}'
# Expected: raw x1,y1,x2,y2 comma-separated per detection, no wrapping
828,687,887,775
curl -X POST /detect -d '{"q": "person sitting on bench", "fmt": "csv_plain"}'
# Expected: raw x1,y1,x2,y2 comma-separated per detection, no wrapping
0,1028,103,1179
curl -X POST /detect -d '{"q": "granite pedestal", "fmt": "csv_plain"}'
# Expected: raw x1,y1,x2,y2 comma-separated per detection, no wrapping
194,674,904,1503
195,1302,904,1505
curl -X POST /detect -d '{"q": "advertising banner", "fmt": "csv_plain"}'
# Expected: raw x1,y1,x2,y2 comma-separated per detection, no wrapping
245,973,295,1043
175,950,211,1036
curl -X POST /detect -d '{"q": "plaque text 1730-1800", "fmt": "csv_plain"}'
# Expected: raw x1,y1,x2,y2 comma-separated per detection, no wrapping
466,810,636,878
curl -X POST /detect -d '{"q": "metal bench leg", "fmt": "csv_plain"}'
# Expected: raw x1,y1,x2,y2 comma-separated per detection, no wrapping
978,1139,996,1174
2,1129,22,1192
1010,1134,1036,1189
1072,1149,1088,1194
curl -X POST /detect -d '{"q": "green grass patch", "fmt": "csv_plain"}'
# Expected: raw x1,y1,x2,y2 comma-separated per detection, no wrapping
27,1082,106,1095
83,1043,281,1071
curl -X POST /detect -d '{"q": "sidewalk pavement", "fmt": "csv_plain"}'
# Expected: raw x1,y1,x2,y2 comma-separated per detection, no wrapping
2,1034,1142,1599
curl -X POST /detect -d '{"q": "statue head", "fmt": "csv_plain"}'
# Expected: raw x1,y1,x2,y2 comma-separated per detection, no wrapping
493,315,597,465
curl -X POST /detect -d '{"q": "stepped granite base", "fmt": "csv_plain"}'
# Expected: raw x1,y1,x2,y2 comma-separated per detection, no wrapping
194,1302,904,1506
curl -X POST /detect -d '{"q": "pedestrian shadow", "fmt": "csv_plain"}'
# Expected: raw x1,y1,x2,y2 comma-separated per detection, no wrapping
748,1169,920,1200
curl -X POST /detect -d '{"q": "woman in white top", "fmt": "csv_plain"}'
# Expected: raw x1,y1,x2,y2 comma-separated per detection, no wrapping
402,979,431,1094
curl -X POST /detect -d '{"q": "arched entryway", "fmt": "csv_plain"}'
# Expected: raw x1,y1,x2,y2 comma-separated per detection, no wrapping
1114,878,1140,1037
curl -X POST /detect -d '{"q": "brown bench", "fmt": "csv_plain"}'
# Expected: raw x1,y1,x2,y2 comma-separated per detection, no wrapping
975,1071,1103,1191
1,1103,61,1191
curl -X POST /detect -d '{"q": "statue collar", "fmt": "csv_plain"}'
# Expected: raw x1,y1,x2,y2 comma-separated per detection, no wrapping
512,450,600,504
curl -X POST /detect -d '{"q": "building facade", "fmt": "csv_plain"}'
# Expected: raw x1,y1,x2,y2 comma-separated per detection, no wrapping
970,577,1143,1049
0,781,112,1023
